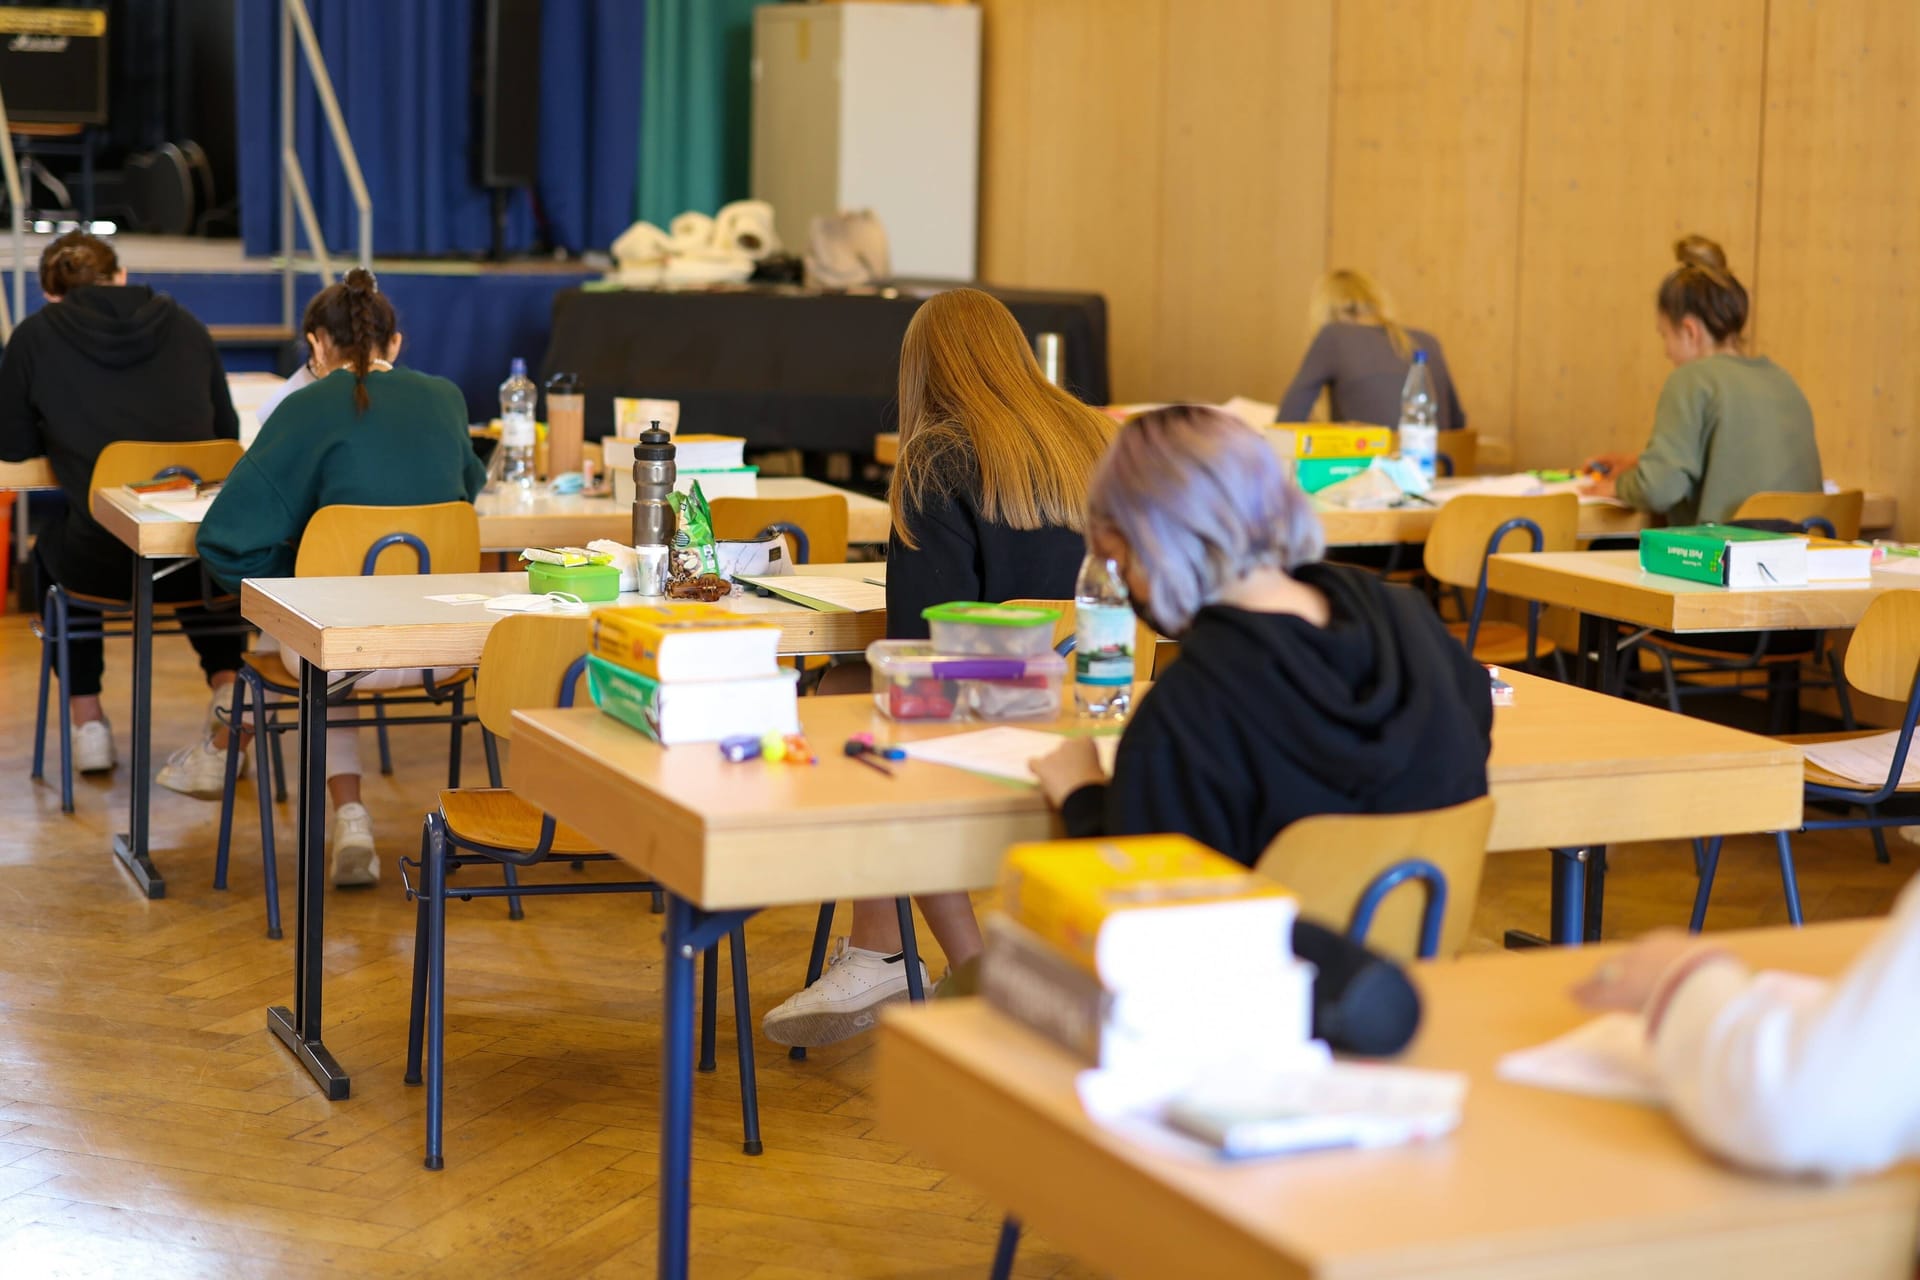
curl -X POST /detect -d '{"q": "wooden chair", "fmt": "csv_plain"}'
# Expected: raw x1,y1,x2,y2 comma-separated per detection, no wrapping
1436,431,1478,479
32,439,250,812
1422,493,1578,670
1254,797,1496,961
1693,591,1920,930
710,493,850,566
404,613,761,1169
1734,490,1864,541
213,503,485,938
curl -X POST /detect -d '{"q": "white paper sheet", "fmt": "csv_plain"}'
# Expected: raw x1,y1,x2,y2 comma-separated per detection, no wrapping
736,573,887,613
135,493,218,522
899,726,1117,782
1802,730,1920,788
1496,1012,1662,1104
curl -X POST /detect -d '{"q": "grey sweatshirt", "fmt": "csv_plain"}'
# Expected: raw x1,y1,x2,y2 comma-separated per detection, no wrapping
1278,322,1466,432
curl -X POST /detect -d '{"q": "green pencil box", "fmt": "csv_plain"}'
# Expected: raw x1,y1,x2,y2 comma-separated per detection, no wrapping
526,561,622,601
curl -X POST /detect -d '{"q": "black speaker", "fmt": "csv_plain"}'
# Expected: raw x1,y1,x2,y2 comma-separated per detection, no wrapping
474,0,542,189
0,5,109,125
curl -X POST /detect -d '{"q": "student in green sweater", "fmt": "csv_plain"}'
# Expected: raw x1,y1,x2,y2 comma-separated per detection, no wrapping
1582,239,1820,524
181,269,486,885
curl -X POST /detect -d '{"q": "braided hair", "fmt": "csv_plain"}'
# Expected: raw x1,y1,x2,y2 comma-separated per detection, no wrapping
39,231,119,298
301,267,396,414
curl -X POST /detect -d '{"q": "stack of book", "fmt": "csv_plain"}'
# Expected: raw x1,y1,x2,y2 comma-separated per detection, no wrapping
979,835,1314,1083
585,603,798,744
603,433,759,503
1266,423,1395,493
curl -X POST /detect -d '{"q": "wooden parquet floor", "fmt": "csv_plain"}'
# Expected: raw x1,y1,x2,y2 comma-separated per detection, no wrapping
0,611,1910,1277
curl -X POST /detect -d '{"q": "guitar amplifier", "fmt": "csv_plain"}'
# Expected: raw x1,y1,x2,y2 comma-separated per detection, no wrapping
0,6,108,126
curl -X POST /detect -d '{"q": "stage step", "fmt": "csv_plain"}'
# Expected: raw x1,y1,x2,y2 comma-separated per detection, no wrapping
208,323,295,347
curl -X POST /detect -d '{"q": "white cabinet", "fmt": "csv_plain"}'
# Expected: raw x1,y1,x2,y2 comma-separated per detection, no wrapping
752,3,982,280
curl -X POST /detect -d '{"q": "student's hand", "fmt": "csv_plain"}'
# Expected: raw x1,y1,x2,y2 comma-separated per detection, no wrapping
1573,930,1701,1012
1578,453,1637,497
1030,737,1107,808
1580,472,1619,499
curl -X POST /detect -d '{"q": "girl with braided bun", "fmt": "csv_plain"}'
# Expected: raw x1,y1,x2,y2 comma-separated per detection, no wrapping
192,268,486,886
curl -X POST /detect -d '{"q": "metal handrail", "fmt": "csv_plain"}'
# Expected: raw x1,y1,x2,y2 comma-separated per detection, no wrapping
0,80,25,340
280,0,372,328
283,147,334,285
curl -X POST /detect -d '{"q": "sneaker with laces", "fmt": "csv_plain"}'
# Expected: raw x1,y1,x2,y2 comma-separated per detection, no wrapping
330,802,379,887
73,718,116,774
761,938,930,1047
155,737,247,800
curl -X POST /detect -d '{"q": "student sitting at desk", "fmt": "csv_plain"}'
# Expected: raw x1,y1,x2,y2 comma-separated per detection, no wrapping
1276,269,1466,432
1581,240,1821,523
762,286,1112,1048
191,268,486,886
1029,404,1492,864
1579,875,1920,1181
0,230,244,776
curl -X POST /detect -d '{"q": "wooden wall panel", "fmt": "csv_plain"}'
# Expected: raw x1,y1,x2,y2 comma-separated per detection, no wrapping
1512,0,1767,469
1326,0,1528,450
1151,1,1332,403
1755,1,1920,539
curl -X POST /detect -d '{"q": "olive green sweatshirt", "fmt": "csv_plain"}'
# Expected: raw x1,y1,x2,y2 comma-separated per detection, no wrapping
1616,354,1822,526
198,366,486,591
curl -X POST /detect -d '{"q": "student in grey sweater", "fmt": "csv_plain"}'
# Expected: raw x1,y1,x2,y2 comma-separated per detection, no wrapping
1277,270,1466,431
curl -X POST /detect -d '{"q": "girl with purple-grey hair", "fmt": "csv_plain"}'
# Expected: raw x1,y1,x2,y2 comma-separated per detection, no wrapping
1031,405,1494,866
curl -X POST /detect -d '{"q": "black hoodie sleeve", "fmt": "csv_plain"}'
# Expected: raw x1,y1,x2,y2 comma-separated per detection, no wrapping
0,324,41,462
1061,699,1254,863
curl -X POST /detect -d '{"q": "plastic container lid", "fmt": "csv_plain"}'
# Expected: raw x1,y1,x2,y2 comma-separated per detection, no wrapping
546,371,581,393
919,601,1060,628
867,639,1066,680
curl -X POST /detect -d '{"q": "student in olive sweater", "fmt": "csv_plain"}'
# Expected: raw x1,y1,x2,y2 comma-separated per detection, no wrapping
190,269,485,886
1583,240,1820,524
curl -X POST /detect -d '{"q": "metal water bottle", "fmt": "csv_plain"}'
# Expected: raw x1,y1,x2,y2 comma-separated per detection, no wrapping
631,423,677,548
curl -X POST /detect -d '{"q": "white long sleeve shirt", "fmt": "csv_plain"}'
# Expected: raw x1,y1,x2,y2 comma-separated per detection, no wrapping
1651,874,1920,1179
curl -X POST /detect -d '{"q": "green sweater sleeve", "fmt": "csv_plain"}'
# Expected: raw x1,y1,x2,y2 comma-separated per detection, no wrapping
196,451,305,591
1618,369,1710,517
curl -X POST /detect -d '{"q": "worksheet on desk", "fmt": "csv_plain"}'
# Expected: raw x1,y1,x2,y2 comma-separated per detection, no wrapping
900,726,1118,782
1802,731,1920,787
736,574,886,613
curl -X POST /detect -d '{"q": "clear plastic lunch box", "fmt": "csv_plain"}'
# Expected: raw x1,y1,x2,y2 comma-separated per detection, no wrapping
866,639,1067,721
919,601,1061,657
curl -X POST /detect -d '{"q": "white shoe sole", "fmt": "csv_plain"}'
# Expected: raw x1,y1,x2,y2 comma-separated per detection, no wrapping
75,755,115,775
330,844,378,888
762,986,914,1048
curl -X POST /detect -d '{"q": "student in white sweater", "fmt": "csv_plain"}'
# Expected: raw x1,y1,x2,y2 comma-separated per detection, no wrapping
1579,876,1920,1180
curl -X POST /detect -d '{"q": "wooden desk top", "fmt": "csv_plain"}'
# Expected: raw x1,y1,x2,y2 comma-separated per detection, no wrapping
761,476,891,544
91,486,200,559
241,564,886,671
1317,497,1646,548
880,919,1916,1280
1487,550,1903,633
509,671,1802,911
0,457,56,490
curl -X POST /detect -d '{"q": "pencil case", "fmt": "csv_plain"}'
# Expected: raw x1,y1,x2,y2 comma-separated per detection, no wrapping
526,561,622,602
867,640,1066,721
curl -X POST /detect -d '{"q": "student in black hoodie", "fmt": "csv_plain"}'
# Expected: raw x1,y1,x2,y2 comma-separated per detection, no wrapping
0,232,242,777
1030,404,1494,865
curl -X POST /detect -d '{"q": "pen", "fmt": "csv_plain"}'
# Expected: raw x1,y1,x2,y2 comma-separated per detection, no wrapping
844,738,896,777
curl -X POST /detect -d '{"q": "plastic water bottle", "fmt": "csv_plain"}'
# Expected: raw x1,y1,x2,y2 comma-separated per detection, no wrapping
499,357,538,488
1397,350,1438,484
1073,553,1134,720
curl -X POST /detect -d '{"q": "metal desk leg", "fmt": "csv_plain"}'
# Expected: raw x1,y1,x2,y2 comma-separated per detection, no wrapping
1504,847,1589,950
1582,847,1609,942
267,659,350,1099
110,555,164,897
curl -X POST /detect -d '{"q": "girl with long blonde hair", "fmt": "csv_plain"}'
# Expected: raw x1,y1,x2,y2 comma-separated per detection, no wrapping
1278,269,1466,431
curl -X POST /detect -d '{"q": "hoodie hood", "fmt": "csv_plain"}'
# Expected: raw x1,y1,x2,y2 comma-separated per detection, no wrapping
42,284,177,369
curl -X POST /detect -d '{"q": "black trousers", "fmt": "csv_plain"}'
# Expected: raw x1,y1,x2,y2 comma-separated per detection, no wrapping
34,538,247,698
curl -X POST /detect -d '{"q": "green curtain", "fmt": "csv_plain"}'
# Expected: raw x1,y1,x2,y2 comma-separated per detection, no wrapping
636,0,768,227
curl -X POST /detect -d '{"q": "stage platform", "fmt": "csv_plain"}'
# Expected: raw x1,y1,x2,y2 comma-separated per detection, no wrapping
0,234,600,421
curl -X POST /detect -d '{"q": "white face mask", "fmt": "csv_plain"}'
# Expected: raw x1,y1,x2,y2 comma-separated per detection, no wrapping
483,592,588,615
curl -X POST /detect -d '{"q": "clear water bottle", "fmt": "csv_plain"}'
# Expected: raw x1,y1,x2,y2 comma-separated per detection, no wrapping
1397,349,1438,484
1073,553,1134,720
499,357,538,489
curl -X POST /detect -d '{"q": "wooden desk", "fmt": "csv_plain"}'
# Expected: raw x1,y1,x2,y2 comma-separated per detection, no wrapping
0,456,56,489
881,919,1916,1280
241,566,883,1107
507,670,1802,1278
875,432,898,466
1317,498,1646,548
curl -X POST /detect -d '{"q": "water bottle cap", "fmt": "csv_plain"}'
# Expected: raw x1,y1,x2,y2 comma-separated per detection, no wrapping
1412,350,1428,364
546,371,579,393
634,425,675,459
510,357,527,377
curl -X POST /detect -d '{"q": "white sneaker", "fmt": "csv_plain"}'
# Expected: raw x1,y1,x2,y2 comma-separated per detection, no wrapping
761,938,930,1048
155,737,247,800
330,802,379,887
72,718,116,773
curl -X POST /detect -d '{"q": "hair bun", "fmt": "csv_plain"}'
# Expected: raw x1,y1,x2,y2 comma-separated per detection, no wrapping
1674,235,1728,272
343,267,378,293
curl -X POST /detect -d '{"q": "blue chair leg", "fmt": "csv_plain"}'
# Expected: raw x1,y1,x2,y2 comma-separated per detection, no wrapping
30,625,51,781
1690,837,1706,877
1866,806,1892,865
502,863,525,921
990,1217,1021,1280
424,815,449,1171
1689,837,1723,933
252,673,282,940
790,901,837,1062
212,674,247,891
729,925,763,1156
1775,830,1804,926
269,724,288,803
372,694,394,776
405,822,431,1087
896,897,926,1002
650,887,664,913
699,943,720,1072
447,685,465,788
53,592,74,814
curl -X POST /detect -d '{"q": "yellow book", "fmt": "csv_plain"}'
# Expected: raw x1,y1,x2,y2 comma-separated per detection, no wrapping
589,604,780,682
998,835,1297,988
1268,423,1395,459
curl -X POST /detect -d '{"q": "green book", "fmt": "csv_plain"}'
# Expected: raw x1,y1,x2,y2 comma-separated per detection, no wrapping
1290,457,1373,493
1639,524,1807,588
585,654,797,745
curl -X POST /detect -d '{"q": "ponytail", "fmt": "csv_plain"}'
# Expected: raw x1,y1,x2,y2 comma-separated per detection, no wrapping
301,267,396,415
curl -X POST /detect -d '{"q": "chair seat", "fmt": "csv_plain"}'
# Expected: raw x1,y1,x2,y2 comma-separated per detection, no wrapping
438,788,601,855
52,590,237,613
1779,731,1920,793
244,651,473,695
1448,620,1556,666
1640,632,1817,664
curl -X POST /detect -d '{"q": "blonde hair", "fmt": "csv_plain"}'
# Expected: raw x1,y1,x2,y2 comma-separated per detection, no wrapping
1674,235,1728,272
1310,269,1410,360
890,288,1113,549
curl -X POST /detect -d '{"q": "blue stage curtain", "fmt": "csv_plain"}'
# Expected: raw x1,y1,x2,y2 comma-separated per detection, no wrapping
235,0,645,259
635,0,761,228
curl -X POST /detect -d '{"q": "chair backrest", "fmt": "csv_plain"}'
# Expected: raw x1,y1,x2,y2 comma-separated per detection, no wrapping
1844,590,1920,704
710,493,850,566
1422,493,1578,591
476,613,592,740
1733,490,1864,542
88,438,245,519
293,503,482,577
1436,431,1478,478
1004,597,1169,679
1254,796,1497,961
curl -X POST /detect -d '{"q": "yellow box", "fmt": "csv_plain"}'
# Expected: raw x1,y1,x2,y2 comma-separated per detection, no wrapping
1269,423,1396,459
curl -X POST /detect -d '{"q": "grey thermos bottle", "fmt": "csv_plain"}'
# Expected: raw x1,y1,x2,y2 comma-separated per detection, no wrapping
631,423,677,548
